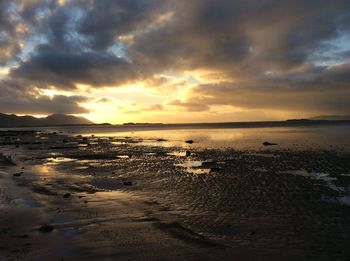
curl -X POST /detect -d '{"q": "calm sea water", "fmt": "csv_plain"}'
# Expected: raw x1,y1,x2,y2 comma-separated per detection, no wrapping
5,124,350,150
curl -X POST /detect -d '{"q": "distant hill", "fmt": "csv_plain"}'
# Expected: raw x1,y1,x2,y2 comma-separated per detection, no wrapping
310,115,350,121
0,113,93,127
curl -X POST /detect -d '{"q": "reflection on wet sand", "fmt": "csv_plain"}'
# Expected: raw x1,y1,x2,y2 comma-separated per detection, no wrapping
0,128,350,260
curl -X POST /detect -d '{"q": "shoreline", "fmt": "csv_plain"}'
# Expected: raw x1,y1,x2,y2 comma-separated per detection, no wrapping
1,119,350,132
0,130,350,260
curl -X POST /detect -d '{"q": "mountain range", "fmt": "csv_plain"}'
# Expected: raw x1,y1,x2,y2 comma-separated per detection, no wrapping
0,113,93,127
310,115,350,121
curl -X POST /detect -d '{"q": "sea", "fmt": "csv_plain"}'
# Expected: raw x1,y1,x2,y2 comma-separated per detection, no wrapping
2,121,350,150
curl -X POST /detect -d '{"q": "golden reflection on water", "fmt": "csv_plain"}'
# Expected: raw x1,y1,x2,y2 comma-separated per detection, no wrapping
78,126,350,150
85,128,246,148
45,157,76,165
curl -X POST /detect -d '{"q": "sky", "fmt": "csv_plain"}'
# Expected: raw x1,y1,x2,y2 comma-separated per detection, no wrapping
0,0,350,124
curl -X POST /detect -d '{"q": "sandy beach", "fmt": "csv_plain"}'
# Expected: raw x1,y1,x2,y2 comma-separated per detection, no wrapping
0,129,350,260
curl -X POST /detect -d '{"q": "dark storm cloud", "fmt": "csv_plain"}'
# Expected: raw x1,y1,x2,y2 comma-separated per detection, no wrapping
0,0,20,64
0,94,89,114
130,0,350,72
8,0,164,89
0,79,88,114
77,0,163,49
189,63,350,114
12,45,139,89
0,0,350,115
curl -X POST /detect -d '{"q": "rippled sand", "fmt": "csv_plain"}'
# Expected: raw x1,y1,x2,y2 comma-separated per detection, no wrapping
0,130,350,260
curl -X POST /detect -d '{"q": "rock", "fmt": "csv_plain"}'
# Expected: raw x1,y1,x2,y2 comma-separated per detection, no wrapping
249,231,257,236
156,138,167,142
82,137,88,141
14,234,29,239
13,172,23,177
202,161,216,167
185,140,194,144
123,181,133,186
186,150,191,156
263,141,277,146
38,224,54,233
63,193,71,199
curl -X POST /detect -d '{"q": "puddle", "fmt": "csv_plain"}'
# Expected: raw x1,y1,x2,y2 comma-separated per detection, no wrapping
167,151,187,157
117,155,130,159
145,153,157,156
177,161,203,168
281,170,348,196
111,141,124,145
75,166,89,170
175,160,212,175
337,196,350,206
187,168,211,175
45,157,77,164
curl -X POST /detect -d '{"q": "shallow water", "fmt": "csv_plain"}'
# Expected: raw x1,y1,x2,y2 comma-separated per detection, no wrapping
1,128,350,259
4,123,350,150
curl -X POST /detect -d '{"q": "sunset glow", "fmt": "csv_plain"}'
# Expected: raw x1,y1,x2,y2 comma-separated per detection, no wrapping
0,0,349,123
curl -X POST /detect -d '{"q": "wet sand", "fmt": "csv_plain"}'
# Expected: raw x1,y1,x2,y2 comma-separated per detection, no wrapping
0,130,350,260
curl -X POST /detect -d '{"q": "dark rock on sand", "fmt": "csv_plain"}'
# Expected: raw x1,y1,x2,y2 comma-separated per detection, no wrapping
63,193,71,199
248,231,257,236
263,141,278,146
185,140,194,144
210,167,222,172
123,181,133,186
38,225,54,233
157,138,167,142
13,172,23,177
186,150,191,156
14,234,29,239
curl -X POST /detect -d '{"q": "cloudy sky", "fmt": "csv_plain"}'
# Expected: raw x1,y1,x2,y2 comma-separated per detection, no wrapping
0,0,349,123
